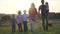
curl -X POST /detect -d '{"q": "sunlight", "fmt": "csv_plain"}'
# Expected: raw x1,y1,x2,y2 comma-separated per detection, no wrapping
0,0,60,14
17,0,31,14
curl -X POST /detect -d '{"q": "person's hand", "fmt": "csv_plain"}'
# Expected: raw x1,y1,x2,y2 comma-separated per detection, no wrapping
38,10,40,14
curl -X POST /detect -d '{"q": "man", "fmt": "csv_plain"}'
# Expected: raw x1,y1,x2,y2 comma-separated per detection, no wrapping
38,0,47,30
38,0,49,31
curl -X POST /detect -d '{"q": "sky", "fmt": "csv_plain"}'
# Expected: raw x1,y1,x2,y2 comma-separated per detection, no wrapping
0,0,60,14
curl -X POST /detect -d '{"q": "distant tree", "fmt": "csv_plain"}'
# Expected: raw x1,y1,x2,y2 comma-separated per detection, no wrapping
0,17,2,26
1,15,11,23
49,13,60,20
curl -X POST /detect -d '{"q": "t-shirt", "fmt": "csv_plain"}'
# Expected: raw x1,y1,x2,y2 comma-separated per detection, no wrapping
16,15,23,24
29,8,37,21
22,14,28,21
29,8,37,18
39,5,46,16
39,5,46,14
11,17,16,25
45,4,49,11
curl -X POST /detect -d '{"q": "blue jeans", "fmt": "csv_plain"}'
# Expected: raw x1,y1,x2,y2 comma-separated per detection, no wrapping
12,24,15,32
23,21,28,32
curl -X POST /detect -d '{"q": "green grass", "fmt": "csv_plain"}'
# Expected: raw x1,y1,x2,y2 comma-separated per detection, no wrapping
0,20,60,34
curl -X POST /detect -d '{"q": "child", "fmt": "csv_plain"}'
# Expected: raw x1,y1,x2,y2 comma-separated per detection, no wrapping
22,10,28,32
45,2,49,14
16,10,23,32
11,14,16,33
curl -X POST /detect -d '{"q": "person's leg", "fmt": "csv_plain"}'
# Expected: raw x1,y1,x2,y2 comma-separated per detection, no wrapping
42,15,45,30
23,21,28,32
12,25,14,32
30,20,32,31
20,23,23,32
32,21,34,32
14,25,15,32
30,20,34,32
45,13,49,31
23,21,26,32
12,25,15,33
25,21,28,32
18,24,20,32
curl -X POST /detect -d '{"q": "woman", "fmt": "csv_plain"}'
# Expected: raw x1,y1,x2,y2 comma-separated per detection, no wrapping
29,3,37,32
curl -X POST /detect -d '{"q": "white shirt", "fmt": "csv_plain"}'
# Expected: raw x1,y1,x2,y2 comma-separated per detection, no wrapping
45,4,49,10
22,14,28,21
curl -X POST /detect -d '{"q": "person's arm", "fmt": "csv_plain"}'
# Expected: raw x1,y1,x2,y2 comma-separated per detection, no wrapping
27,15,29,19
10,18,12,24
38,6,41,14
35,8,37,21
27,14,30,22
22,15,23,22
15,16,18,24
15,18,17,24
28,8,31,20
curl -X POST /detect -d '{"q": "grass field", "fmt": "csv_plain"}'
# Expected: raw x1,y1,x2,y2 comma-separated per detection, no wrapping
0,20,60,34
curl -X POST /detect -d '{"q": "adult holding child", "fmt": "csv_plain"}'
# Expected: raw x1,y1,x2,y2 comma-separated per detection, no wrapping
38,0,49,31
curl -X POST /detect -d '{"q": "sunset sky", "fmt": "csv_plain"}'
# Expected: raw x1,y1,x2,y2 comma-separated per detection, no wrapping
0,0,60,14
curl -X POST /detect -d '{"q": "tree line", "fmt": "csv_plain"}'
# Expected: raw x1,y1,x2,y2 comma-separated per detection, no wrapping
0,12,60,25
38,12,60,20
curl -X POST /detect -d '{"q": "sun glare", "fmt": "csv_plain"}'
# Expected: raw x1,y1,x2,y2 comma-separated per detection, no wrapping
17,0,31,14
0,0,60,14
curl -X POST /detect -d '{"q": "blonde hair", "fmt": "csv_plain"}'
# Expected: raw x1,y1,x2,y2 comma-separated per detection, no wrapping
31,3,35,9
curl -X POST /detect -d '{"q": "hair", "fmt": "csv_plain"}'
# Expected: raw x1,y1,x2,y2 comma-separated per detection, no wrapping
45,2,48,4
23,10,26,14
23,10,26,12
18,10,21,15
41,0,44,4
31,3,35,8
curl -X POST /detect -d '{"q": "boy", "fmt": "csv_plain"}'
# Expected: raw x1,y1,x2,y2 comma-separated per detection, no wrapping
11,14,16,33
16,10,23,32
22,10,28,32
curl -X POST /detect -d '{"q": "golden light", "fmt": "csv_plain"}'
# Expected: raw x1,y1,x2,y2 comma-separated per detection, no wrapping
0,0,60,14
17,0,31,14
